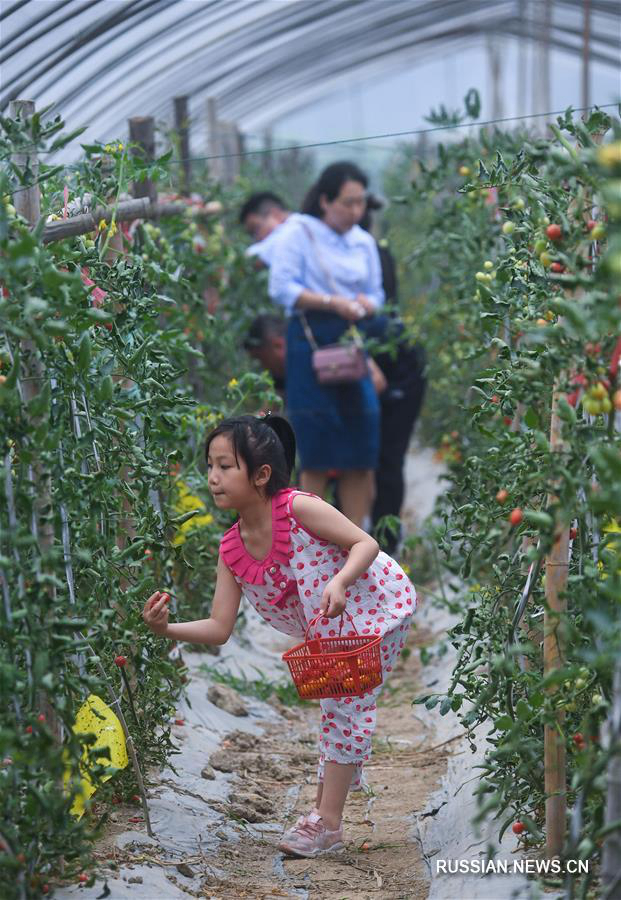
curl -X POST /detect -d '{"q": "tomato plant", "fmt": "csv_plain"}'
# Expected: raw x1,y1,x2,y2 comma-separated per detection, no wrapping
0,110,277,895
389,102,620,890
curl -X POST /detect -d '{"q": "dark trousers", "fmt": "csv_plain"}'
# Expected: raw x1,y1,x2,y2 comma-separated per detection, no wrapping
372,368,426,555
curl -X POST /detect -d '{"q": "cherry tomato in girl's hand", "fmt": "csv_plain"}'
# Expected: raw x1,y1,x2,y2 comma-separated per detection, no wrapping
149,591,170,609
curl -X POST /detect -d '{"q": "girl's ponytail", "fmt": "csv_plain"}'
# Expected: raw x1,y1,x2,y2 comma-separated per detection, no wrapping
263,414,296,478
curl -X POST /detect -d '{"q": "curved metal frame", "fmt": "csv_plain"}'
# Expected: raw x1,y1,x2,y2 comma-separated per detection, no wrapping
2,0,619,151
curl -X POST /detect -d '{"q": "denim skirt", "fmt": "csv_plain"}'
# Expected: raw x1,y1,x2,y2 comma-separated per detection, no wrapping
286,311,380,470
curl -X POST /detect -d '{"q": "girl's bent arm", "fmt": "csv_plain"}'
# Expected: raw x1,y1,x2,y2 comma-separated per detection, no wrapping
165,557,241,645
291,494,379,587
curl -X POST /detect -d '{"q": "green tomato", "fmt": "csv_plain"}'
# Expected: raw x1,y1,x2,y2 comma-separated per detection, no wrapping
534,239,547,254
590,224,606,240
575,678,586,690
513,197,525,210
583,398,602,415
502,221,515,235
475,271,487,282
483,260,494,270
539,251,552,268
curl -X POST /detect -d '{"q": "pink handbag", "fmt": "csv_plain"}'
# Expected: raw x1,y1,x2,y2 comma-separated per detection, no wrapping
297,220,368,385
299,313,368,385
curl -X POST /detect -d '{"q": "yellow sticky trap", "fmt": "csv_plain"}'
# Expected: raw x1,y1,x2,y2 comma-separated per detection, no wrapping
65,694,128,818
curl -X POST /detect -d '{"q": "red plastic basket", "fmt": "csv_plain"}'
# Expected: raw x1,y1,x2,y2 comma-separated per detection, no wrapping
282,612,383,701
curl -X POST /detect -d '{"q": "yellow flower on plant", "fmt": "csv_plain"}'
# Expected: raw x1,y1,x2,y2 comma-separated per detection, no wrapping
172,481,214,546
98,219,107,231
597,141,621,169
598,518,621,583
108,220,118,237
228,378,238,389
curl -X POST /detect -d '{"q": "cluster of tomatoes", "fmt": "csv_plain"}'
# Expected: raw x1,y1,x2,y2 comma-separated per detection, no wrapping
295,658,377,698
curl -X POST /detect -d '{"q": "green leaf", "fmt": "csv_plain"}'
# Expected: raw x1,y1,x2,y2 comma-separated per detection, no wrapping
515,699,532,721
77,331,92,373
439,696,453,715
494,715,514,731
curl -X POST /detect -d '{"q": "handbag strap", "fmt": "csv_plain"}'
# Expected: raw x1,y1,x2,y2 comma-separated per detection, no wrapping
300,220,339,295
299,310,319,351
297,220,364,352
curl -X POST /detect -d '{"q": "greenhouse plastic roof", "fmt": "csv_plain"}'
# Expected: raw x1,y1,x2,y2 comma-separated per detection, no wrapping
2,0,620,152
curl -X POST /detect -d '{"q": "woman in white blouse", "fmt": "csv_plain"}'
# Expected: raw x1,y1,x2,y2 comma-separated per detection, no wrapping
268,162,384,527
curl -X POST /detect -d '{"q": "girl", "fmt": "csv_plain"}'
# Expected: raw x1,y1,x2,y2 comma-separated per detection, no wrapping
143,414,415,858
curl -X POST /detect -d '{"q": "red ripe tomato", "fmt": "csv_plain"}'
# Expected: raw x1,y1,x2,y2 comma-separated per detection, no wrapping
496,489,509,504
114,655,127,667
174,718,185,726
546,223,562,240
512,821,525,835
587,219,597,231
509,508,523,526
78,873,88,884
572,732,584,745
550,262,565,273
37,714,45,722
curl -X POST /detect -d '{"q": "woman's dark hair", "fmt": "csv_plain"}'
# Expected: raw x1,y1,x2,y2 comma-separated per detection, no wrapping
205,414,296,497
302,161,368,219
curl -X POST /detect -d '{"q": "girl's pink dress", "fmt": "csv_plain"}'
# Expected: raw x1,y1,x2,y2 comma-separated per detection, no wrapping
219,488,415,788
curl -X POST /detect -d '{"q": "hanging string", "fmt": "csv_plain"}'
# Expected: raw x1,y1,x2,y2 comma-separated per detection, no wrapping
3,100,619,198
166,102,620,165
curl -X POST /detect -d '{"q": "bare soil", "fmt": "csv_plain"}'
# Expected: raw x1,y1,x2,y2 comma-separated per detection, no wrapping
84,602,449,899
195,614,447,899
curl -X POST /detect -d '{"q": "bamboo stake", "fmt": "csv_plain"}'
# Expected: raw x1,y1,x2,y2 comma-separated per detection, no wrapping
601,659,621,899
78,636,153,837
543,386,569,857
128,116,156,203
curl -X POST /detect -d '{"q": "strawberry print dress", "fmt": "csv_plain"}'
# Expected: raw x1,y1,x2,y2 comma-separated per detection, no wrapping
219,488,415,789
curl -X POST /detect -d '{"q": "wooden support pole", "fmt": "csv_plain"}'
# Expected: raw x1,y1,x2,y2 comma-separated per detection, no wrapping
41,198,222,243
128,116,156,202
173,96,191,196
582,0,591,112
10,100,40,224
263,128,274,176
602,660,621,898
543,368,570,859
206,96,221,183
